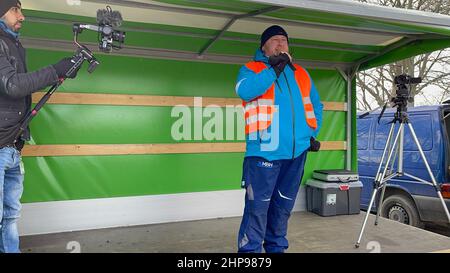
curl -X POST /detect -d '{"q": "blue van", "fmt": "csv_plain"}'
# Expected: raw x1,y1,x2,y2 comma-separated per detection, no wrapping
357,105,450,227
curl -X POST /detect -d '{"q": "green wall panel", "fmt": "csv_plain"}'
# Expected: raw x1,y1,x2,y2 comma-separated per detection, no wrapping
27,49,240,97
21,150,346,203
29,106,344,144
309,70,346,102
27,50,345,100
21,153,244,203
29,105,246,144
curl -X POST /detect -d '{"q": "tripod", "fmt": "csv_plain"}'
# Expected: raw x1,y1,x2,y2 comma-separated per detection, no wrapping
355,106,450,248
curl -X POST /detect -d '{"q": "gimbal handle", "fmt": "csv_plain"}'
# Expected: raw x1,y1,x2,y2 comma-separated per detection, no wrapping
13,79,63,144
14,45,99,144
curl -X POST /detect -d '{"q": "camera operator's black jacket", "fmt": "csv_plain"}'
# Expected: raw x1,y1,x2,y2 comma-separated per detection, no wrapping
0,28,59,150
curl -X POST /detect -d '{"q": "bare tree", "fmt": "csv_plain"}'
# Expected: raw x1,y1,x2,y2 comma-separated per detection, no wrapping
355,0,450,111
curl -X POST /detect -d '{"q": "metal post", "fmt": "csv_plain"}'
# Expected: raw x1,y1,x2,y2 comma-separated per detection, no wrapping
346,73,352,171
398,123,404,173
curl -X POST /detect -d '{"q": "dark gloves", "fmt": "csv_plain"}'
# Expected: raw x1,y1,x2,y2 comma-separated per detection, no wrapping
269,53,291,78
309,137,321,152
53,57,80,79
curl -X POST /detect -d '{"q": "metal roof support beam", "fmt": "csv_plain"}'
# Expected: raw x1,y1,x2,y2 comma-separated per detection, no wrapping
21,37,353,70
247,16,420,37
83,0,235,18
354,37,418,70
198,6,283,56
352,34,450,72
290,43,377,54
353,34,449,73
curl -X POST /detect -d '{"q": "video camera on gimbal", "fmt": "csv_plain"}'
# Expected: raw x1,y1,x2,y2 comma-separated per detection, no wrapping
14,6,126,144
70,6,126,76
73,6,125,54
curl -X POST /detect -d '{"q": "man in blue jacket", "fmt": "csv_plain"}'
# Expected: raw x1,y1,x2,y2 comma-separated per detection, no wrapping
235,25,323,253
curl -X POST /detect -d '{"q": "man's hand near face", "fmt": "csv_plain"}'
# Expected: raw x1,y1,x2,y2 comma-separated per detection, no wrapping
269,52,291,78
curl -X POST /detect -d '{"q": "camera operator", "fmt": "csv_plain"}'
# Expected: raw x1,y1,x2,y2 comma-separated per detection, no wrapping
0,0,81,253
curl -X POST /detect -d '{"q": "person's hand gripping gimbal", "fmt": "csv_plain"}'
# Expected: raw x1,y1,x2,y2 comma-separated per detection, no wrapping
52,57,82,79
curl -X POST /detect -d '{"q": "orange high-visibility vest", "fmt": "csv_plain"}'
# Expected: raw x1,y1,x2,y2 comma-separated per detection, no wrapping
243,61,317,135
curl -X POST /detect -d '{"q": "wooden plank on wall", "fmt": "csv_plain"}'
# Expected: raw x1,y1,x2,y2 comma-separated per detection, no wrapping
32,92,347,111
21,141,346,157
322,101,347,111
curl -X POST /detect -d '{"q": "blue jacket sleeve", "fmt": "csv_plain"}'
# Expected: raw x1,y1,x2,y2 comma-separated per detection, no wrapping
235,65,277,102
310,79,323,138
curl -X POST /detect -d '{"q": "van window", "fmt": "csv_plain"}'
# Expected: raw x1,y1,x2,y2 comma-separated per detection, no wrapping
357,118,372,150
374,114,433,151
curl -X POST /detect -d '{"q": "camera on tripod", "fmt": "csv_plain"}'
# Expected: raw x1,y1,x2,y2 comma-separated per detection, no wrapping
355,72,450,247
388,74,423,112
359,74,422,122
393,74,422,100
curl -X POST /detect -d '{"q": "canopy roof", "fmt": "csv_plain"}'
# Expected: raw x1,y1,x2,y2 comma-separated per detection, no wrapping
20,0,450,71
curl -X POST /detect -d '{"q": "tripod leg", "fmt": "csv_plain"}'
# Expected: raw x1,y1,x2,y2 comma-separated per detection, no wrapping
376,123,404,225
356,123,401,248
374,123,397,181
407,123,450,223
375,181,388,226
356,187,379,248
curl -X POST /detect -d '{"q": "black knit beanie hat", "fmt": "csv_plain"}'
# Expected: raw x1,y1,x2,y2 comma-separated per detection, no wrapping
0,0,21,18
260,25,289,49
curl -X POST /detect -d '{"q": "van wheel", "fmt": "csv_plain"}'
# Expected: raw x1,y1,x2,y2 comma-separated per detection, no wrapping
380,195,424,228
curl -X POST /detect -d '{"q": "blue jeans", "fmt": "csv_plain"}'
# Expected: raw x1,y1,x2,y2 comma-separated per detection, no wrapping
0,147,24,253
237,151,307,253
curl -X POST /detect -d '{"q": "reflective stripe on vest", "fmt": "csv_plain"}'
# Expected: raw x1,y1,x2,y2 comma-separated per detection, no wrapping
293,63,317,129
242,61,317,135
